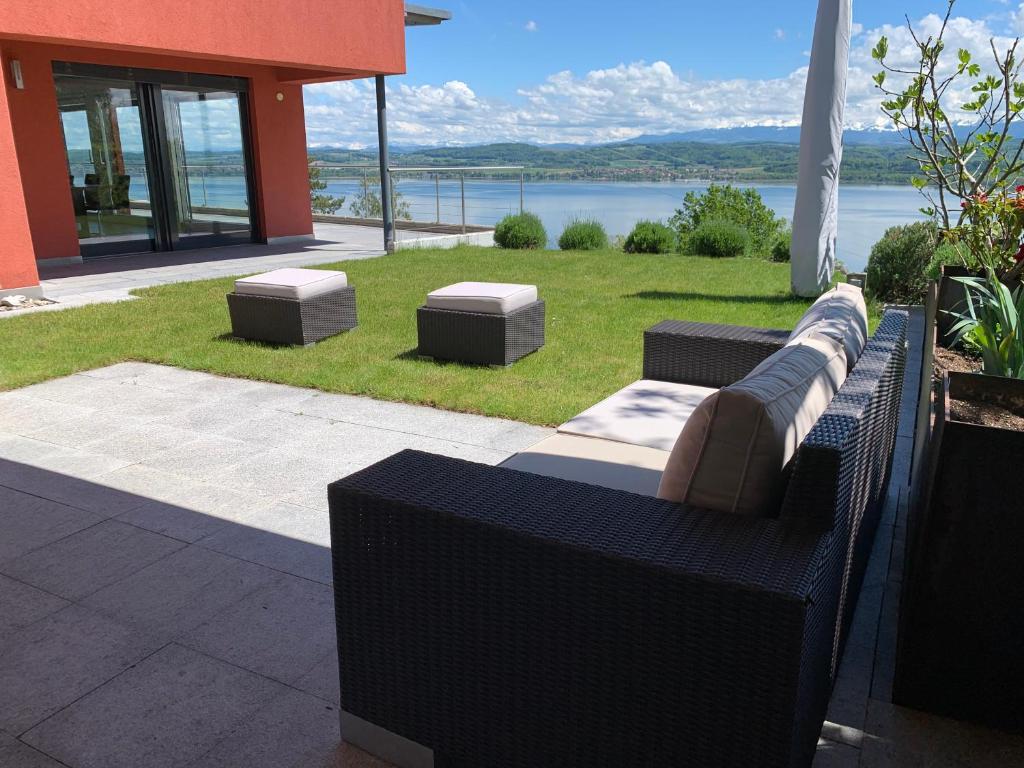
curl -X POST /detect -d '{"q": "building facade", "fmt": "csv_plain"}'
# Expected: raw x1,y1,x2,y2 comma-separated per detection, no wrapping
0,0,413,296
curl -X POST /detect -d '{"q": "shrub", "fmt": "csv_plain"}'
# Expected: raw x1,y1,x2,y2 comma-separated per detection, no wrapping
494,212,547,249
865,221,938,304
925,242,963,280
670,184,785,258
770,230,792,263
623,220,677,254
689,219,749,258
558,218,609,251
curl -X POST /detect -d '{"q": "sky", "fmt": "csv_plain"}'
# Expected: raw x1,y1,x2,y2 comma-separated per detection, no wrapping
302,0,1024,148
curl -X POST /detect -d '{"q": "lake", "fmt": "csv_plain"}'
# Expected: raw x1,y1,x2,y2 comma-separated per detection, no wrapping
173,175,928,272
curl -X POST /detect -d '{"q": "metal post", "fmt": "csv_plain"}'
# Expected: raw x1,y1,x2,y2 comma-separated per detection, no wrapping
201,167,208,207
375,75,395,253
460,174,466,234
519,172,524,215
435,174,440,223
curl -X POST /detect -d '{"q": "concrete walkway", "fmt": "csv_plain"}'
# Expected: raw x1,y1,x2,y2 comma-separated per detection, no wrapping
11,223,488,317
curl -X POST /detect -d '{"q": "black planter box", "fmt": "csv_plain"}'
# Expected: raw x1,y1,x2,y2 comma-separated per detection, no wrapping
896,371,1024,732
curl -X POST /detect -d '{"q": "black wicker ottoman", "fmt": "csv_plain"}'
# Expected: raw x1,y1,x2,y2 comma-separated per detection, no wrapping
227,268,357,346
417,282,544,366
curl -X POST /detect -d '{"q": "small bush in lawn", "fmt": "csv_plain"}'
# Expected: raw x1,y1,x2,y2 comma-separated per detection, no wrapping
623,220,676,254
494,212,547,249
770,229,792,262
558,218,609,251
689,219,749,258
865,221,937,304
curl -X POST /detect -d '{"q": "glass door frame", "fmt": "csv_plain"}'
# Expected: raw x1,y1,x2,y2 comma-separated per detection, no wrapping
54,61,261,259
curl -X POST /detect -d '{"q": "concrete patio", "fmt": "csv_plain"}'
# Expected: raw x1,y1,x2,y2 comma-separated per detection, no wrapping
1,351,1023,766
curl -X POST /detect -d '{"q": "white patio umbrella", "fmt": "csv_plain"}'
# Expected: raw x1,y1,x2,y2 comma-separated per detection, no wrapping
791,0,853,297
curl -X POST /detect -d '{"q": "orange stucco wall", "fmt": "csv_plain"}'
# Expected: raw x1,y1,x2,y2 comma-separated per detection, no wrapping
0,60,39,291
0,0,407,289
0,0,406,80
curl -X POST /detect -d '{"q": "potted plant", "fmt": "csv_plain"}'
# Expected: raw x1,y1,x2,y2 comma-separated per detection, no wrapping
873,0,1024,731
872,0,1024,342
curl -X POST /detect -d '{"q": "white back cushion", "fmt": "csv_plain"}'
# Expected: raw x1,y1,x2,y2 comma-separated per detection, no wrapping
788,283,868,369
657,333,847,516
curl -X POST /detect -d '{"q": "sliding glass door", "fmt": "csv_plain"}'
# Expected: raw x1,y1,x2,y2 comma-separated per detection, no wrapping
56,75,157,256
54,63,256,259
160,88,252,247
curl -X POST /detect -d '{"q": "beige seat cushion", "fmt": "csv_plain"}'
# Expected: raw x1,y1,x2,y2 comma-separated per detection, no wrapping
425,282,537,314
657,333,847,516
234,268,348,300
501,434,670,496
558,379,718,451
788,282,868,369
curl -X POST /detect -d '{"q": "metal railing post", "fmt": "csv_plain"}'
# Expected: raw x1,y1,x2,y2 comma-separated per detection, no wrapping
435,174,440,224
201,167,208,207
519,172,524,214
460,174,466,234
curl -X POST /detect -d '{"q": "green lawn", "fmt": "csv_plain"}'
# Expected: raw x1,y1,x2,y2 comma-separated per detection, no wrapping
0,246,835,426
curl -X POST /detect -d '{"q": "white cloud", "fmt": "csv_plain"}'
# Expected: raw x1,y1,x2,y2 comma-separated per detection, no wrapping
775,28,786,40
525,20,538,32
303,9,1024,147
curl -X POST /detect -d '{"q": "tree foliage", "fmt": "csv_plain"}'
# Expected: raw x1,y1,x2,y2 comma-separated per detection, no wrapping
873,0,1024,275
308,162,346,215
669,183,785,257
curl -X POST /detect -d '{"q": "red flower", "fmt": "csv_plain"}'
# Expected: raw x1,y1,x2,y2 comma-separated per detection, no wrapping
1015,242,1024,263
1016,185,1024,193
961,200,969,208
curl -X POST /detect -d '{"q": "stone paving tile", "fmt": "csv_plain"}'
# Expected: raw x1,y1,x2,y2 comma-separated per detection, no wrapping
216,448,358,497
139,434,270,482
294,649,341,706
16,445,134,479
151,399,268,434
22,409,154,450
0,434,65,464
0,520,184,601
0,396,97,435
83,423,200,463
21,643,286,768
82,544,279,640
185,687,340,768
216,409,335,448
0,605,160,734
179,573,335,685
290,392,552,451
231,381,329,412
115,482,261,543
195,502,333,584
0,731,66,768
0,461,147,517
0,487,105,563
89,383,200,419
77,361,167,380
0,574,70,645
119,366,218,391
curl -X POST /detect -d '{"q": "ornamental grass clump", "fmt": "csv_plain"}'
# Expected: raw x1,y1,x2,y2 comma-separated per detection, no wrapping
688,219,749,258
948,269,1024,378
558,218,609,251
494,212,547,250
623,220,677,254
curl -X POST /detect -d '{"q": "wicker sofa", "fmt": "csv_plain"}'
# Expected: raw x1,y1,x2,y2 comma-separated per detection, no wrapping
328,308,909,768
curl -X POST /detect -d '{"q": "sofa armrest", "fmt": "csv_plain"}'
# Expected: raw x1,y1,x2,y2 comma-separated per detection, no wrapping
643,320,791,388
329,450,842,768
